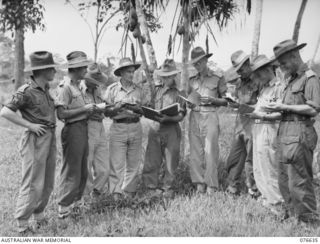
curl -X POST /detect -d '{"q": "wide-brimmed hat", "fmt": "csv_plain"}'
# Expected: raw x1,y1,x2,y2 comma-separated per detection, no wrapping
189,47,212,64
114,58,141,77
84,63,108,86
251,54,275,72
24,51,58,72
157,59,181,77
273,39,307,59
63,51,92,69
231,50,250,71
224,67,240,83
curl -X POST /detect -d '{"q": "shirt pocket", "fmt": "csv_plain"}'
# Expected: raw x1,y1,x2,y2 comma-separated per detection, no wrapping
203,79,218,96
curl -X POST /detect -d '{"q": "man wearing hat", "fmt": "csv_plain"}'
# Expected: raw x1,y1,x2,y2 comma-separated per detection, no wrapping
142,59,186,199
225,50,259,197
104,57,148,199
263,40,320,224
80,63,110,198
246,54,284,214
188,47,228,194
0,51,58,233
56,51,96,218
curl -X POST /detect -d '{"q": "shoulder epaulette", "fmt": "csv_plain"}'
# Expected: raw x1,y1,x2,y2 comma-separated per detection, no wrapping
17,83,30,93
306,70,317,79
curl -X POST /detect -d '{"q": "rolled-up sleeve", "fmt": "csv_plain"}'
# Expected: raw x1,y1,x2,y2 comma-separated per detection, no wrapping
55,86,71,108
5,91,29,112
305,76,320,110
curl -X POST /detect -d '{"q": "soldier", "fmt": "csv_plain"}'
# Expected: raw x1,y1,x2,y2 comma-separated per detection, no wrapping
55,51,95,219
188,47,228,194
104,58,147,200
0,51,57,234
80,63,110,198
263,40,320,224
142,59,186,199
246,54,284,214
225,50,259,197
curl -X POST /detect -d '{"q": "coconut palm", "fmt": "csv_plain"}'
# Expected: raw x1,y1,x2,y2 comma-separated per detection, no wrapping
293,0,308,43
251,0,263,59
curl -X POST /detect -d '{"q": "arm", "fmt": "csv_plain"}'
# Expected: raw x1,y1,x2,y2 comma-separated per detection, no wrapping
56,104,94,120
155,112,185,123
0,106,47,136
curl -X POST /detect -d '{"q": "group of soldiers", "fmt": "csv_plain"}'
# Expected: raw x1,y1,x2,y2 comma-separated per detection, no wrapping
1,38,320,235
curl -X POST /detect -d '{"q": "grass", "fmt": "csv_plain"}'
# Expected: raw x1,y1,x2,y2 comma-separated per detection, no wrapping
0,109,320,237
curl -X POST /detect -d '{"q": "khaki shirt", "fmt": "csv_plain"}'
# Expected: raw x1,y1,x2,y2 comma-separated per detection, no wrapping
189,68,227,112
234,77,259,134
6,78,56,126
79,81,104,121
154,85,187,116
104,81,147,120
55,77,88,123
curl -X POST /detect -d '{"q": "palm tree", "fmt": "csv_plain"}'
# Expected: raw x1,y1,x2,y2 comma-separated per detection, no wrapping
293,0,308,43
251,0,263,59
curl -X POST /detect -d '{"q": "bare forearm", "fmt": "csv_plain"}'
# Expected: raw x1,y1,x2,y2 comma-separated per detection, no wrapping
57,106,87,120
215,98,228,106
283,104,317,117
0,107,33,129
263,112,282,121
167,113,185,123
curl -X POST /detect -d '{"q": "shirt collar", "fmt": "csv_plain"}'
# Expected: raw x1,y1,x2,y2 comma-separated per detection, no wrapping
290,63,308,80
117,80,136,93
30,76,47,91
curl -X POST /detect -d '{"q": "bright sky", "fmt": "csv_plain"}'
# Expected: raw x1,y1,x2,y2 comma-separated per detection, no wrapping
24,0,320,70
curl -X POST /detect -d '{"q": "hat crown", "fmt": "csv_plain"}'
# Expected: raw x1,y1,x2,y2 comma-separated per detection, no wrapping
190,47,207,60
231,50,249,67
273,39,306,58
118,57,135,67
66,51,88,65
250,54,271,72
85,63,107,84
160,59,178,73
29,51,55,68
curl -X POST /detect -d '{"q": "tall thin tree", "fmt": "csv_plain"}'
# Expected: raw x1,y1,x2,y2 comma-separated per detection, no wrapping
293,0,308,43
251,0,263,59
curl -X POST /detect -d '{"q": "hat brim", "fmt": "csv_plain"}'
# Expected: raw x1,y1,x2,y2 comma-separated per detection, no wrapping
114,64,141,77
252,59,275,72
157,70,181,77
233,55,250,71
190,53,213,64
60,60,93,69
275,43,307,59
84,74,108,86
24,64,58,72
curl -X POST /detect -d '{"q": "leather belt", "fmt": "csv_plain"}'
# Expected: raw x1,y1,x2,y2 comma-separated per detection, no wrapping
89,118,103,122
113,117,140,124
254,119,275,124
281,113,311,122
66,119,88,125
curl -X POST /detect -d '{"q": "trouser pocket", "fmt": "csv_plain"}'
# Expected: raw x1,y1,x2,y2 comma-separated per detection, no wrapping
279,135,300,164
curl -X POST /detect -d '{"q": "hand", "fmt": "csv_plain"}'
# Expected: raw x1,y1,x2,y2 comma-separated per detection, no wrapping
262,102,286,112
187,102,196,109
244,111,265,119
228,101,240,108
124,104,143,115
84,103,96,113
28,123,47,136
155,114,171,123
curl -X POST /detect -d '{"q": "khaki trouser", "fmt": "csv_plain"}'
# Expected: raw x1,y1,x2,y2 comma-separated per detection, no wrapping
142,123,181,190
278,121,318,222
189,111,220,188
15,129,56,229
109,122,142,194
58,120,88,207
85,120,109,194
253,123,283,205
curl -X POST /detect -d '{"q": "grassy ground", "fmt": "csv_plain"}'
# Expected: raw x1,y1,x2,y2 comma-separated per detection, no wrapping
0,109,320,237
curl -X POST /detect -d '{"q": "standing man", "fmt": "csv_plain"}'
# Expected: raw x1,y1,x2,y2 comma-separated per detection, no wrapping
104,58,147,200
246,54,284,213
0,51,57,234
264,40,320,224
188,47,228,194
56,51,95,219
225,50,259,197
142,59,186,198
81,63,110,198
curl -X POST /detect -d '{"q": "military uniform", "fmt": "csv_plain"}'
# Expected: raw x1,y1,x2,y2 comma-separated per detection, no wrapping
80,81,109,195
252,77,284,206
189,68,227,189
5,79,56,231
226,77,259,192
142,84,186,191
56,77,89,214
104,81,147,194
277,64,320,222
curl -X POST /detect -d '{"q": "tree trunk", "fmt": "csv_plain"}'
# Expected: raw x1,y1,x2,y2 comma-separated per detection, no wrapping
135,0,158,71
293,0,308,43
14,28,25,90
312,33,320,63
251,0,263,59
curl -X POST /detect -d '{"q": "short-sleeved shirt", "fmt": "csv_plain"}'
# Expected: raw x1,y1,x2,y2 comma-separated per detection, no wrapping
282,63,320,109
55,77,88,123
5,78,56,126
255,77,284,113
234,77,260,134
189,68,227,112
154,84,187,117
79,81,104,121
104,80,147,120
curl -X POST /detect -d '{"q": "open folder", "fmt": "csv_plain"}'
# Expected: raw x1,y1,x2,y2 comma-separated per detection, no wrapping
142,103,180,121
